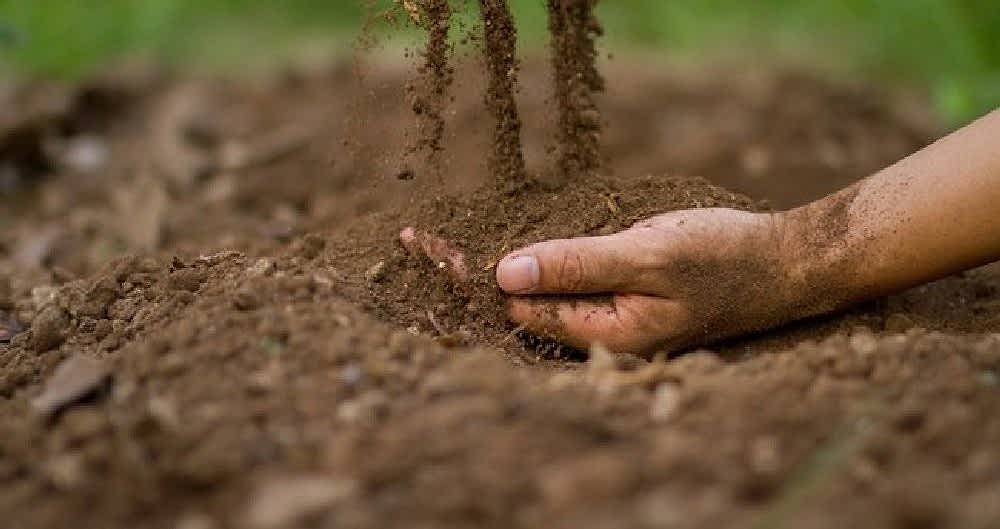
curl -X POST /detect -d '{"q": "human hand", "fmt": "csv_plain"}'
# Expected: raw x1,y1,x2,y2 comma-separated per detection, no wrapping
494,209,800,356
403,208,802,357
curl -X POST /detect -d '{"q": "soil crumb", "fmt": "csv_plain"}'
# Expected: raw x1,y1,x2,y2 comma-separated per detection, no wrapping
478,0,528,185
547,0,605,179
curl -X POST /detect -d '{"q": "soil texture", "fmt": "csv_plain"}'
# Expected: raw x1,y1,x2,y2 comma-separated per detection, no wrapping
1,54,997,529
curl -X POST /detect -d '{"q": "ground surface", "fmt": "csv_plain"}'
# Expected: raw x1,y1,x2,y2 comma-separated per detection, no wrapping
1,58,998,529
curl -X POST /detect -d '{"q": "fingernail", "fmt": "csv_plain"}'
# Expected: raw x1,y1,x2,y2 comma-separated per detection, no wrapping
497,255,539,293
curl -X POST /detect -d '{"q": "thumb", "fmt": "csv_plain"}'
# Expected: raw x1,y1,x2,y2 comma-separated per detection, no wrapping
496,234,644,295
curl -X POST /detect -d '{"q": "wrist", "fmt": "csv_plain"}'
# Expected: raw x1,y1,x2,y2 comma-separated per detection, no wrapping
775,201,861,320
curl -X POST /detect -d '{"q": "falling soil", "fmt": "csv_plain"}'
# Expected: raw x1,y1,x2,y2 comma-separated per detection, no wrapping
1,48,998,529
402,0,454,179
547,0,605,179
477,0,528,185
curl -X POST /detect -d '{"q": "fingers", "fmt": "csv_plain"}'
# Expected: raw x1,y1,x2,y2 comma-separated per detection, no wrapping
400,227,470,281
496,234,649,295
507,294,688,355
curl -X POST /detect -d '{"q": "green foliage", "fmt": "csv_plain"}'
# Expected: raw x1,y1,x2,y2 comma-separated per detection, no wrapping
0,0,996,123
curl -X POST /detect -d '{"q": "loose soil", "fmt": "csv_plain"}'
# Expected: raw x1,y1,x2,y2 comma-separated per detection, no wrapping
402,0,454,179
1,52,997,529
547,0,604,179
478,0,528,184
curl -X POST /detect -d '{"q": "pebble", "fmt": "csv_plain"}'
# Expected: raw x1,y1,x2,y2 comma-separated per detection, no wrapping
340,363,363,387
649,383,681,423
43,453,85,490
248,258,277,277
29,305,70,352
31,285,59,310
849,330,878,357
365,260,387,283
245,475,357,529
32,355,112,418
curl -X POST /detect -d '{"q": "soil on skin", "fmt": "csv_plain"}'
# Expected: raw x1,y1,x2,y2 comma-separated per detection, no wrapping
1,59,998,529
333,173,758,363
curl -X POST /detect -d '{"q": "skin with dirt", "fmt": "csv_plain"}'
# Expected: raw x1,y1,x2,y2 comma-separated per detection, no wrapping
0,17,997,529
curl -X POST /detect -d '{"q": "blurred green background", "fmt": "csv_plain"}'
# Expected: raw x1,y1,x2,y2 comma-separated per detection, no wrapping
0,0,997,124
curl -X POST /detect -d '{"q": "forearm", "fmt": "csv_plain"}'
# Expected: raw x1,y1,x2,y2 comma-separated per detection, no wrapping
786,109,1000,312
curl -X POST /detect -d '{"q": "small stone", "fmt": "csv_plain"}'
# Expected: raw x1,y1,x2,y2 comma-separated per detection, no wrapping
340,363,363,387
43,453,85,490
248,258,277,277
587,342,617,375
32,356,112,418
650,383,681,423
29,305,70,352
245,475,357,529
147,396,180,431
62,135,108,173
31,285,59,310
365,260,387,283
336,390,388,426
849,330,878,357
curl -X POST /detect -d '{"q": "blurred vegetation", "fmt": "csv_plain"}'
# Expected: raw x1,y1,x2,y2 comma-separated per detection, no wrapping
0,0,997,124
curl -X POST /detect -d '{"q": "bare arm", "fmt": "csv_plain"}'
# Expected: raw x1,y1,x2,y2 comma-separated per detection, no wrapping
790,109,1000,313
405,108,1000,355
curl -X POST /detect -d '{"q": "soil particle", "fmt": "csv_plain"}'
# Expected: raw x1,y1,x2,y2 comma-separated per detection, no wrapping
30,355,112,418
244,475,358,529
29,305,70,353
547,0,605,179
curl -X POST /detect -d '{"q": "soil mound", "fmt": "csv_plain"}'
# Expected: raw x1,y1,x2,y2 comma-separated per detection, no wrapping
331,173,758,361
3,52,998,529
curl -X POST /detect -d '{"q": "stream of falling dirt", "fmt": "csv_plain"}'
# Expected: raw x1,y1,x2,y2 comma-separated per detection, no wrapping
478,0,528,185
547,0,605,179
404,0,454,180
397,0,604,185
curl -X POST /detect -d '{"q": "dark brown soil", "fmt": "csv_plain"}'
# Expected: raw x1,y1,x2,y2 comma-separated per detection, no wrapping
332,173,759,364
547,0,605,179
1,56,998,529
478,0,528,185
402,0,454,179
